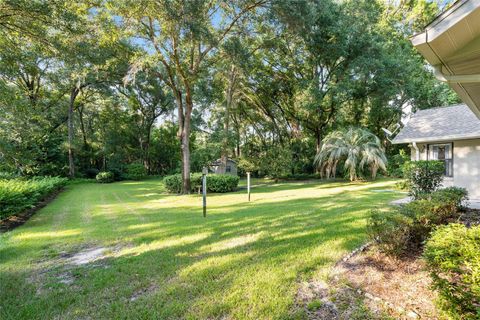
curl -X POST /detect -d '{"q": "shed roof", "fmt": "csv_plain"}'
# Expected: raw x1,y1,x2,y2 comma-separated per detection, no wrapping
392,104,480,144
211,158,237,166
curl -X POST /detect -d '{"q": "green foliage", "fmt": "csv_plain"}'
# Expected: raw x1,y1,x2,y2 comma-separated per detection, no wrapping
421,186,468,210
367,208,414,256
424,224,480,319
84,168,100,179
206,175,240,193
0,0,459,189
278,173,321,180
125,163,147,180
237,158,257,176
386,149,409,177
164,173,239,194
96,171,114,183
315,128,387,181
163,174,183,194
403,160,445,199
0,177,67,220
259,146,292,180
0,172,19,180
367,187,468,256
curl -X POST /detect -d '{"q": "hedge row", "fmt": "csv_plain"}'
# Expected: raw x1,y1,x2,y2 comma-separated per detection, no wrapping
164,173,239,193
94,163,147,183
367,186,468,256
0,177,67,220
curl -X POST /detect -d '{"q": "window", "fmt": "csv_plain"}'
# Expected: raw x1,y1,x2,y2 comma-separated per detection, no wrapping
226,165,231,173
428,143,453,177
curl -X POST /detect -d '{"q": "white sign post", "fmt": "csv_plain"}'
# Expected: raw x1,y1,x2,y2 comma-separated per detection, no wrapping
202,167,208,217
247,172,251,201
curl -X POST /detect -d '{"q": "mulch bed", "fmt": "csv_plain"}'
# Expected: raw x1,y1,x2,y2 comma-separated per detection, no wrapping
0,188,64,233
296,209,480,319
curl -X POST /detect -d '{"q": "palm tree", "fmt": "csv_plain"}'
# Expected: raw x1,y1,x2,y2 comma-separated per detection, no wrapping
314,128,387,181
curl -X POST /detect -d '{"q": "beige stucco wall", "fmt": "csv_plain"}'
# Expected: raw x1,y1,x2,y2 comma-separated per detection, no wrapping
409,139,480,198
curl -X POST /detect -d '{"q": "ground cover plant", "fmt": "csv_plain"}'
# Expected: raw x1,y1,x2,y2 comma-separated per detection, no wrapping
0,177,67,220
0,178,402,319
424,224,480,319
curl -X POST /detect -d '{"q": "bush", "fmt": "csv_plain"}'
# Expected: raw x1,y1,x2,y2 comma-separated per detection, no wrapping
237,157,258,176
367,187,468,256
109,167,125,181
0,172,20,180
367,209,414,256
0,177,67,220
403,160,445,199
84,168,100,179
164,173,239,193
421,186,468,210
387,149,409,177
164,174,182,193
125,163,147,180
424,224,480,319
207,174,240,193
96,171,114,183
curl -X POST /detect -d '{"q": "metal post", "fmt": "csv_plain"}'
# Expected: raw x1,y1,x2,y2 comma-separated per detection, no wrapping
247,172,251,201
202,167,207,217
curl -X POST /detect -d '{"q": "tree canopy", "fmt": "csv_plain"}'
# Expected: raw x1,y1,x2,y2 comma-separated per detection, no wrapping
0,0,459,191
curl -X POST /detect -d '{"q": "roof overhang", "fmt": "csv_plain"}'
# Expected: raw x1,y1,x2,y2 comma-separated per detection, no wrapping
412,0,480,119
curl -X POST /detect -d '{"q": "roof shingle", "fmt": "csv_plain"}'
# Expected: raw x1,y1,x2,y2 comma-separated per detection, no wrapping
392,104,480,144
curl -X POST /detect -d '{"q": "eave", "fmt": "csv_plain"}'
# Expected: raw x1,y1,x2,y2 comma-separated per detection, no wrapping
412,0,480,119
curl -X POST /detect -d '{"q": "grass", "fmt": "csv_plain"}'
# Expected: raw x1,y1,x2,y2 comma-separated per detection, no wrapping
0,178,403,319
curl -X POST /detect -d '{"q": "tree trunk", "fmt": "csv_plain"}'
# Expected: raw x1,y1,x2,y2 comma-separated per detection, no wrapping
221,66,236,171
315,131,322,154
181,88,193,193
68,87,79,178
143,120,154,173
175,88,192,194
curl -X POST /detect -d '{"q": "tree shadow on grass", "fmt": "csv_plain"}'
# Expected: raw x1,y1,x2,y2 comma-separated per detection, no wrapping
0,180,401,319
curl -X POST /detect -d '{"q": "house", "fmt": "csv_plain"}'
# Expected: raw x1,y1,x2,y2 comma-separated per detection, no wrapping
392,0,480,199
392,104,480,197
411,0,480,118
210,158,237,175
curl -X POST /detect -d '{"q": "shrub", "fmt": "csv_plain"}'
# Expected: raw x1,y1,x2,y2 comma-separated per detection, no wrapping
237,157,258,176
109,167,125,181
421,186,469,210
367,209,414,256
0,177,67,220
207,174,239,193
96,171,114,183
424,224,480,319
125,163,147,180
387,149,409,178
164,174,182,193
0,172,19,180
164,173,239,193
84,168,100,179
403,160,444,199
367,187,468,256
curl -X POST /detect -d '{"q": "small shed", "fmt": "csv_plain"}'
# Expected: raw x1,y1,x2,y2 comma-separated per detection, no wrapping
210,158,237,175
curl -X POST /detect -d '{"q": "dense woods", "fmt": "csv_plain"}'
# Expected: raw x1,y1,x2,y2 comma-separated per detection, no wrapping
0,0,459,193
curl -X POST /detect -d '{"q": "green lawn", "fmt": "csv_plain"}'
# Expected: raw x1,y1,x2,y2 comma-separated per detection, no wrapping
0,178,403,319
